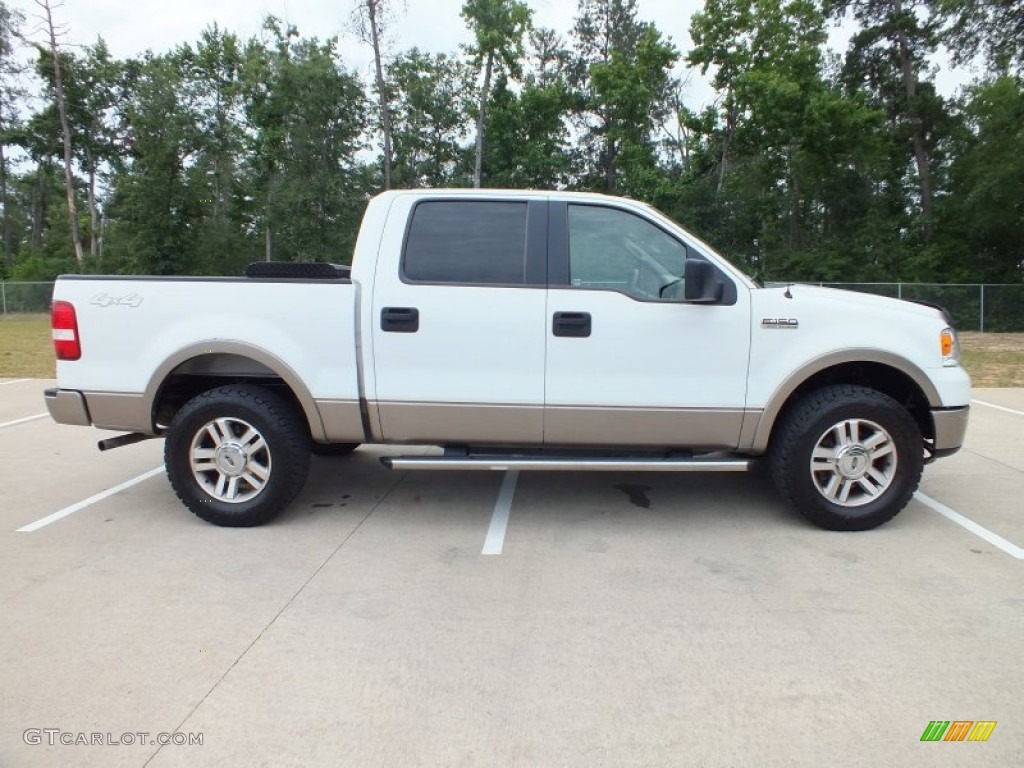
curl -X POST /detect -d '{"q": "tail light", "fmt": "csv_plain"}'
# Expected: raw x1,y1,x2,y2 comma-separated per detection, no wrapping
52,301,81,361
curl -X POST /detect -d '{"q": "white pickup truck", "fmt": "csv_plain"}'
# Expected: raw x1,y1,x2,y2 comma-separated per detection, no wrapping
45,189,970,530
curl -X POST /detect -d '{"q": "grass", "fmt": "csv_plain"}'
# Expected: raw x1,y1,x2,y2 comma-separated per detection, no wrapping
1,312,1023,387
0,313,54,379
958,332,1024,387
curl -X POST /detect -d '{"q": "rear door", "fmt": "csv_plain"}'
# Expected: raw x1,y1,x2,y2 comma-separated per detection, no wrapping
369,195,548,444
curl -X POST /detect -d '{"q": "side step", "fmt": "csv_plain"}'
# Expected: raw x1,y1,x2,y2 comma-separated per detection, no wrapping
380,456,752,472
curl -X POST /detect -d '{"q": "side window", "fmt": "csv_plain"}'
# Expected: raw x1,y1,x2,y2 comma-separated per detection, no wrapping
568,204,688,300
403,201,528,285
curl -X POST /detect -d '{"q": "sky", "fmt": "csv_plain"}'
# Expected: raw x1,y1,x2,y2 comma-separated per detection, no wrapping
12,0,974,109
14,1,706,77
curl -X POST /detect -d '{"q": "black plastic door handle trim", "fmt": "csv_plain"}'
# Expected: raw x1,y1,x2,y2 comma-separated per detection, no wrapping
381,307,419,333
553,311,591,338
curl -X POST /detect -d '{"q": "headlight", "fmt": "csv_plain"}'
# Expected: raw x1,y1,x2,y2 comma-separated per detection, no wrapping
940,328,960,366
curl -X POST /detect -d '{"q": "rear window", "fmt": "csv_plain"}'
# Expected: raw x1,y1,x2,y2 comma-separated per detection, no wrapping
402,201,528,285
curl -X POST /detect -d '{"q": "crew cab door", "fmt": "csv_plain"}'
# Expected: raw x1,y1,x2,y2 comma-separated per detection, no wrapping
369,196,548,444
543,201,752,448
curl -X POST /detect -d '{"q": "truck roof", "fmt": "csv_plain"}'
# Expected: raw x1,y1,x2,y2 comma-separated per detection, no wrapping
371,188,647,205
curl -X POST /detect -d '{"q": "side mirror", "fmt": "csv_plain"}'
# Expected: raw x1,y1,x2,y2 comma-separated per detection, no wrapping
684,259,723,303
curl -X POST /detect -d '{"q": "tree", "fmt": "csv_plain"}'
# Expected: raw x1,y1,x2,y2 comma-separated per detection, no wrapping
483,28,573,188
587,25,676,198
484,74,572,188
827,0,943,236
388,48,473,187
180,26,252,274
935,76,1024,282
35,0,83,264
105,51,202,274
936,0,1024,72
570,0,676,193
684,0,891,279
24,42,120,265
0,1,25,270
63,41,118,262
242,19,367,263
352,0,398,188
461,0,532,188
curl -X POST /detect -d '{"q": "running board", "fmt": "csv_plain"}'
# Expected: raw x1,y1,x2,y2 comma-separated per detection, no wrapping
380,456,753,472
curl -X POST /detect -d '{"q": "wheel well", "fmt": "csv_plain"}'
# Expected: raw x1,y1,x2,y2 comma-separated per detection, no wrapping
152,354,308,433
773,362,934,444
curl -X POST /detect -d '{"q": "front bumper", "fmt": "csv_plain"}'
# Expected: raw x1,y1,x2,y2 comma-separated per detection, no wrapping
44,388,92,426
931,405,969,458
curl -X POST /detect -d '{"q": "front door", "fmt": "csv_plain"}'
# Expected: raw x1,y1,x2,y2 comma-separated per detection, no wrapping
544,202,752,449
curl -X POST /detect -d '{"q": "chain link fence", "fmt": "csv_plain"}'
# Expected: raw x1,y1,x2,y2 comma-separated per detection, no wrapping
2,280,1023,331
1,282,55,315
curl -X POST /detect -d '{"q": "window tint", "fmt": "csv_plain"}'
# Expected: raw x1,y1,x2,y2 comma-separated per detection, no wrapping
403,201,528,285
568,205,688,300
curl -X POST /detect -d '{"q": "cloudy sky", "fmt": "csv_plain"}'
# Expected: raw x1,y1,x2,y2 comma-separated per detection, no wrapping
12,0,972,108
15,1,705,72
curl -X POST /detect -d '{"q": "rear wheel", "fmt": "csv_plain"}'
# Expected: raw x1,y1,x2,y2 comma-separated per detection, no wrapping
164,385,310,527
769,384,923,531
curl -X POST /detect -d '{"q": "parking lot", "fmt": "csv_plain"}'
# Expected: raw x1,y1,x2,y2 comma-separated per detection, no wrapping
1,377,1022,767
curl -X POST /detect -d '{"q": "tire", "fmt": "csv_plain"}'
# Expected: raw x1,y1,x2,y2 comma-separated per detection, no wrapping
164,384,311,527
768,384,923,531
310,442,360,457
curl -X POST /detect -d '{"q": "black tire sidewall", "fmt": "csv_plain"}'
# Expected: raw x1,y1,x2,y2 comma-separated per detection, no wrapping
165,385,310,527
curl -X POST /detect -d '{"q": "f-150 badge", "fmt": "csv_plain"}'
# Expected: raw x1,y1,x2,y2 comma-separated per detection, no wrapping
762,318,799,328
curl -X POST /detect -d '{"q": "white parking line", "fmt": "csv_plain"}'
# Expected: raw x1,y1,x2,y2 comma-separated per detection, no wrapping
0,413,47,429
17,467,164,532
482,470,519,555
971,399,1024,417
914,491,1024,560
0,378,30,386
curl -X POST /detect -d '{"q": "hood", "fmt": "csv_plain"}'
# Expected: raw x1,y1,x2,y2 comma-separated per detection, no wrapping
764,284,950,323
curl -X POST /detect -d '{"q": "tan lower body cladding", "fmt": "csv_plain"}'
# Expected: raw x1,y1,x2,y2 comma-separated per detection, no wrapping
370,401,749,450
78,391,754,452
544,405,746,449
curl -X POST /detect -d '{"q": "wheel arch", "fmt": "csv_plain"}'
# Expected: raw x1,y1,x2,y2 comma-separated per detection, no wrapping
145,342,327,441
745,350,939,454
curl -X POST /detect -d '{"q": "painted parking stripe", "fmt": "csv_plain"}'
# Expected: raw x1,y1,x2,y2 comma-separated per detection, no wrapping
0,378,30,386
17,467,164,532
971,399,1024,417
0,413,47,429
482,470,519,555
914,491,1024,560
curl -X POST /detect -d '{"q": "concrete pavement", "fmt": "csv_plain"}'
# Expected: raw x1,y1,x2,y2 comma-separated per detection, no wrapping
1,379,1021,767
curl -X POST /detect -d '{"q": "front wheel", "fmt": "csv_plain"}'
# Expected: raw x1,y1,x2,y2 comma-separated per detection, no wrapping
769,384,923,531
165,385,311,527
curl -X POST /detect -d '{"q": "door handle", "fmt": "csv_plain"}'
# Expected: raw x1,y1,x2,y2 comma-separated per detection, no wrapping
381,307,419,333
553,311,591,338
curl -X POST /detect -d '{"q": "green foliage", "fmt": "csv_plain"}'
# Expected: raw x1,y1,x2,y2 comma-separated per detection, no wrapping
241,21,368,263
461,0,532,75
388,49,473,187
0,0,1019,288
934,76,1024,281
484,75,572,188
570,0,676,193
589,25,677,198
935,0,1024,72
104,52,200,274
